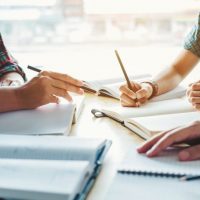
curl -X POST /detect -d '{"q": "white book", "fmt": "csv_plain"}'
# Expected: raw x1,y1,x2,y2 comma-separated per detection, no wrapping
91,110,199,140
0,134,111,200
0,95,85,135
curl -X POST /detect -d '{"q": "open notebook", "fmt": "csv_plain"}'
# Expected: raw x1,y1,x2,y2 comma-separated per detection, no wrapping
0,134,111,200
118,148,200,178
83,74,150,99
0,95,85,135
96,95,193,119
91,110,200,140
83,74,186,100
105,147,200,200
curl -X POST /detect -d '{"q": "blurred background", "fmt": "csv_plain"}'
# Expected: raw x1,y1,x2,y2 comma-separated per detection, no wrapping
0,0,199,80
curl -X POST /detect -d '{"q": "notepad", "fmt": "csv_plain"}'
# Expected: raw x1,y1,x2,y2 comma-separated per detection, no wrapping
118,147,200,178
0,95,85,135
0,134,111,200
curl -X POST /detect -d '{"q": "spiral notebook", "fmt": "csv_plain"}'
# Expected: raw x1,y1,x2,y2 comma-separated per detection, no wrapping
118,147,200,178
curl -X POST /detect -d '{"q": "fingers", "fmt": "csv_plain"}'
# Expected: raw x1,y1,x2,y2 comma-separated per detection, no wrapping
137,131,167,153
119,85,137,99
143,121,200,157
50,86,73,102
136,88,148,104
50,78,84,95
120,93,138,107
40,71,83,87
187,82,200,110
120,81,150,107
179,145,200,161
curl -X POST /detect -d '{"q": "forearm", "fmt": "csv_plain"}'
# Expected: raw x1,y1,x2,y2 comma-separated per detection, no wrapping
153,50,199,95
0,87,23,112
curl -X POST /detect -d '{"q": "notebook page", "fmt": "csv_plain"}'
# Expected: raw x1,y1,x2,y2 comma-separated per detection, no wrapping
99,76,152,99
0,159,90,200
119,147,200,176
132,111,200,132
150,85,186,102
104,97,195,118
0,135,106,167
0,100,75,135
105,173,200,200
87,74,151,90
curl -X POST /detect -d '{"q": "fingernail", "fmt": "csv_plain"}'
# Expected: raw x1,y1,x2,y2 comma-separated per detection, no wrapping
136,102,140,107
79,81,84,86
179,151,190,161
136,146,142,153
146,150,153,156
79,89,84,94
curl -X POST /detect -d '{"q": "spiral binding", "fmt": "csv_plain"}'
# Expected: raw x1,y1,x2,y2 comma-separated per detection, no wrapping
118,169,185,178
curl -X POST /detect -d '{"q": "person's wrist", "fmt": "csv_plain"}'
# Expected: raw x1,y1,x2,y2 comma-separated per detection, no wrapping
14,86,28,110
140,81,158,99
140,82,153,99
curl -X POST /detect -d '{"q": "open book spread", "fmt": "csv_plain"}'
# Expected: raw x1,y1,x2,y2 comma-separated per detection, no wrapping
83,74,151,99
0,95,85,135
0,134,111,200
100,96,194,119
105,147,200,200
92,109,200,140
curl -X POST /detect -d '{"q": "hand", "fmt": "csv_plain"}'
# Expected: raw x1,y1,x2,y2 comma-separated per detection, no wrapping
187,81,200,110
119,81,153,107
137,121,200,161
15,70,84,109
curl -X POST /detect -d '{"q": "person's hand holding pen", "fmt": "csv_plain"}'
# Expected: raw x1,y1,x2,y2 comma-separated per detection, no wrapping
119,81,154,107
16,66,84,109
115,50,155,107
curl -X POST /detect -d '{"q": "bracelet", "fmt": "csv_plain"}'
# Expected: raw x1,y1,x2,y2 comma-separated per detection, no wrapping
141,81,158,99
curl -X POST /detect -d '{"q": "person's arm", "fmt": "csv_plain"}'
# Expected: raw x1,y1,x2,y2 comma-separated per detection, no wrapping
119,49,199,107
120,13,200,107
137,121,200,161
0,70,84,113
153,49,199,95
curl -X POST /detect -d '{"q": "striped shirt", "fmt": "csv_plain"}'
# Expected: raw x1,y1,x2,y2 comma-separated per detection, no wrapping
0,34,26,81
184,13,200,57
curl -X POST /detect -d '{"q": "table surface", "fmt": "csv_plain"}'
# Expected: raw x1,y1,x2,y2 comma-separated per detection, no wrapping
14,45,200,200
71,93,143,200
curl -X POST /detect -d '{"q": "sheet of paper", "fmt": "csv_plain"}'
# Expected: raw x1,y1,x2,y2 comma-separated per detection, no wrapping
119,147,200,176
132,111,200,131
105,173,200,200
105,147,200,200
104,97,195,118
150,85,186,102
0,159,90,200
0,100,76,135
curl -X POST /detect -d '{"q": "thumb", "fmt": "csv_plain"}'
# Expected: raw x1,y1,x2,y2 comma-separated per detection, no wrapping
179,144,200,161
